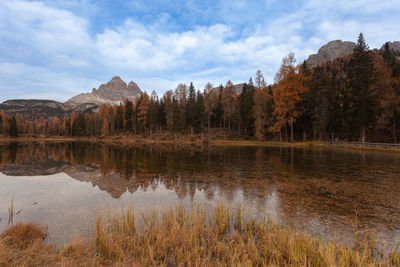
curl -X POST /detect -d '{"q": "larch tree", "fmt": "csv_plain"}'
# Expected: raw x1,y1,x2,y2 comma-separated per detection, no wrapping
174,83,188,131
123,99,134,132
136,92,150,133
221,80,236,132
272,52,308,142
203,82,215,134
255,69,266,89
99,104,111,136
0,110,5,134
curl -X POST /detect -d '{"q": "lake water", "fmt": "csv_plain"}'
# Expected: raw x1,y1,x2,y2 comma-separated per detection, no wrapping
1,142,400,249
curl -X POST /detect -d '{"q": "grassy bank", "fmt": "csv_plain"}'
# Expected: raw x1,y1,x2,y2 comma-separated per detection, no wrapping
1,133,400,153
1,204,399,266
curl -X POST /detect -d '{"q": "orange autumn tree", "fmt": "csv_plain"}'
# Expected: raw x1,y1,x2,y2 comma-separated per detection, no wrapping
0,110,6,134
271,53,308,142
136,92,150,133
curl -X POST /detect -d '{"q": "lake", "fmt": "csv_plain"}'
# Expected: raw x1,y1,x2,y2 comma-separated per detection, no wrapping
1,142,400,250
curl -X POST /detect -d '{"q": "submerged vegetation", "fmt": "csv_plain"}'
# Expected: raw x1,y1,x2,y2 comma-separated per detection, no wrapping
1,203,399,266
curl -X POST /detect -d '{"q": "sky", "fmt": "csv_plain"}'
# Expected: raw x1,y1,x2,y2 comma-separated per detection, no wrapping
0,0,399,102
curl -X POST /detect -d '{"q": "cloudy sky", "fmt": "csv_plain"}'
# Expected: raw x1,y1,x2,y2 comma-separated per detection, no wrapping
0,0,399,102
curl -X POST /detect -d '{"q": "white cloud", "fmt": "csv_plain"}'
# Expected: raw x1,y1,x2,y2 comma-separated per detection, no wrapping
0,0,399,102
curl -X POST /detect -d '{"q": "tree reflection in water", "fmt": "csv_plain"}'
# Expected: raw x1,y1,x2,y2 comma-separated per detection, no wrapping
1,142,400,249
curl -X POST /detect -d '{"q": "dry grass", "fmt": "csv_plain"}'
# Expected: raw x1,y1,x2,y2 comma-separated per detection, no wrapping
1,204,400,266
93,203,400,266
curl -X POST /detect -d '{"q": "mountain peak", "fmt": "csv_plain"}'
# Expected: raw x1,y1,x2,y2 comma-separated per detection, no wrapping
111,75,122,81
65,77,142,108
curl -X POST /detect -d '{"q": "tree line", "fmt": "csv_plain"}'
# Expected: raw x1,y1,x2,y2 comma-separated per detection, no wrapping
1,34,399,143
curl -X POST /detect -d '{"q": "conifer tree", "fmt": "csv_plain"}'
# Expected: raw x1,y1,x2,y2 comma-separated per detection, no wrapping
186,82,196,133
271,53,308,142
346,33,377,142
8,116,18,137
239,83,255,134
0,111,4,134
194,90,204,133
203,82,215,134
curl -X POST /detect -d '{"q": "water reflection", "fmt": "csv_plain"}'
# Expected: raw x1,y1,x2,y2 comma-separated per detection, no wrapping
0,142,400,249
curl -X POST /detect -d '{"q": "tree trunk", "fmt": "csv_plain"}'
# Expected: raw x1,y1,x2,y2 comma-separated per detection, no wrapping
361,126,366,143
393,107,397,144
285,124,288,143
290,120,294,142
279,130,282,142
303,129,306,142
208,112,211,135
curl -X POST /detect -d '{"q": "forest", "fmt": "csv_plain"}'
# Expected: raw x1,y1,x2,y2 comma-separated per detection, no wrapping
1,34,399,143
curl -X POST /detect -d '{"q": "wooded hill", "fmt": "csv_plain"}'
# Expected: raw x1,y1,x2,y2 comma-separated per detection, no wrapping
1,34,399,143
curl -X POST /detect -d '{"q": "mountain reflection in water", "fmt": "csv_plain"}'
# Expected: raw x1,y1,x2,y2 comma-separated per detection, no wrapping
0,142,400,249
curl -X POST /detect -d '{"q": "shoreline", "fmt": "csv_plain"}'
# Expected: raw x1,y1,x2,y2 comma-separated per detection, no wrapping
0,135,400,153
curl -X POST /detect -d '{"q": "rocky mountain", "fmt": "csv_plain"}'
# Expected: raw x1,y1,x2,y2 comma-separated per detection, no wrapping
306,40,356,67
64,76,142,108
0,76,142,119
0,99,68,119
211,83,245,95
380,41,400,58
381,41,400,51
0,99,99,120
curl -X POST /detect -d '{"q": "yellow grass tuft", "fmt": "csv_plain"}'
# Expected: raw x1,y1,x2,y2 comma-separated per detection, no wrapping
93,203,398,266
0,222,47,250
1,203,399,266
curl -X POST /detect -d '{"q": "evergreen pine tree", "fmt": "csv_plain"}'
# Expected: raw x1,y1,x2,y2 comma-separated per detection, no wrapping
238,83,255,134
186,82,196,132
194,90,204,133
346,33,377,142
8,116,18,137
248,77,254,87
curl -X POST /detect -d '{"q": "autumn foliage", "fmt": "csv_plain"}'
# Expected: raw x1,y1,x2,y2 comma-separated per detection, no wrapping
1,34,399,143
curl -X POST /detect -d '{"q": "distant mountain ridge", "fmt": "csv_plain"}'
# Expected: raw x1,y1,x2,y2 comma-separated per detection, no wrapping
0,76,142,119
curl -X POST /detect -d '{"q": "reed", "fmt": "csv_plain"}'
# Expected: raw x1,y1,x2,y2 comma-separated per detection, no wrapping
8,196,15,225
1,203,400,266
93,203,398,266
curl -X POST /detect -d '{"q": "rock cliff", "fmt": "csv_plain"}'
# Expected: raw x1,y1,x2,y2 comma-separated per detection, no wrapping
306,40,356,67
